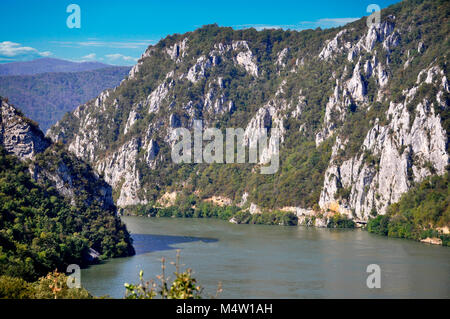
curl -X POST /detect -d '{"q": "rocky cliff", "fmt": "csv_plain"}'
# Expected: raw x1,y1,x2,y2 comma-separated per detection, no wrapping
0,97,135,261
47,0,449,223
0,98,50,159
0,97,118,214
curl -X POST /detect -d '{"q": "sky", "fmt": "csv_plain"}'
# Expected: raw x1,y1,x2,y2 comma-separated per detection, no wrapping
0,0,401,66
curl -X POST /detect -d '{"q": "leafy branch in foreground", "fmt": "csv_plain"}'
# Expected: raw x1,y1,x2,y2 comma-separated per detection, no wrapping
0,270,92,299
124,250,221,299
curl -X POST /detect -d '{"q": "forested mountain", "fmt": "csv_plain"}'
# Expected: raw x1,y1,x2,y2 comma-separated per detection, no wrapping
0,65,130,132
0,58,112,76
48,0,449,231
0,98,134,281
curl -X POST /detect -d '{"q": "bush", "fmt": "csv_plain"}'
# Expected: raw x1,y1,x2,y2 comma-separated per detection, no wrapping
367,215,390,236
32,270,92,299
0,276,35,299
327,214,355,228
231,210,298,226
124,251,211,299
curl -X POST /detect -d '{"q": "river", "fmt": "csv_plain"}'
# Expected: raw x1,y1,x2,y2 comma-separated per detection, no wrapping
81,216,450,298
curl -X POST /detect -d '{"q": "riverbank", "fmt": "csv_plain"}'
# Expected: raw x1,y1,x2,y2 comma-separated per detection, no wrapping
120,201,450,246
120,201,355,229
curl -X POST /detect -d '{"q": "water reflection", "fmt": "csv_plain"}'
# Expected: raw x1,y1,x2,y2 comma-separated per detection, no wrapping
132,234,218,255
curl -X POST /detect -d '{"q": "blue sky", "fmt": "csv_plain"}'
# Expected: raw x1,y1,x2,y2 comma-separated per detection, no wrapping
0,0,401,65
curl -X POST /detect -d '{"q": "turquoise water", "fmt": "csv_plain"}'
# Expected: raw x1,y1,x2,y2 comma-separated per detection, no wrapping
81,217,450,298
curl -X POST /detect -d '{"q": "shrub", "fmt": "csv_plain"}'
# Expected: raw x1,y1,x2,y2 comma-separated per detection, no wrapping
0,276,35,299
124,251,209,299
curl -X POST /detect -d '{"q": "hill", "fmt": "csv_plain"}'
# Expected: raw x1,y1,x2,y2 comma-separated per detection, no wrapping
0,58,112,76
0,97,135,281
48,0,449,230
0,66,130,132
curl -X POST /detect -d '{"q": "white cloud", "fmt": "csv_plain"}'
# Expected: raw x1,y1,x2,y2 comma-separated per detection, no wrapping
105,53,138,63
0,41,52,60
233,24,288,31
299,17,360,29
52,40,155,49
40,51,53,57
82,53,96,60
234,17,360,31
74,53,98,63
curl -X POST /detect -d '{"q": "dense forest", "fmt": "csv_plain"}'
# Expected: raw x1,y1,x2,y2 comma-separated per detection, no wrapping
0,145,134,282
368,173,450,246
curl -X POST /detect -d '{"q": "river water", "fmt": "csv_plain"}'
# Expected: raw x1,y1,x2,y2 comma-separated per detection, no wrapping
81,217,450,298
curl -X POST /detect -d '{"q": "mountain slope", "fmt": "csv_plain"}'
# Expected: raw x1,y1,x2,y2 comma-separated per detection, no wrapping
0,58,112,76
0,66,130,132
48,0,449,226
0,97,134,280
368,173,449,245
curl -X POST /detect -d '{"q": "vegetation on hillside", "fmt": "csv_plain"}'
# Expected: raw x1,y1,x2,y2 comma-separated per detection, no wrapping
0,66,130,132
48,0,449,212
0,252,211,299
0,145,134,282
123,195,299,226
368,173,450,246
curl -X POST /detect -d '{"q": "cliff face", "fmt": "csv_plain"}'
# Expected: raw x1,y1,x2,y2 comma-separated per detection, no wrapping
0,99,50,160
47,0,449,221
0,97,135,260
0,97,116,212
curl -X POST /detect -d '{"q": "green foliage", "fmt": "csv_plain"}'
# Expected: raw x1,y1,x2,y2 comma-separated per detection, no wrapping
327,214,355,228
125,194,300,226
48,0,449,217
125,196,241,221
0,276,35,299
0,145,134,281
32,270,92,299
367,215,390,236
0,271,92,299
368,173,450,246
231,210,298,226
125,251,206,299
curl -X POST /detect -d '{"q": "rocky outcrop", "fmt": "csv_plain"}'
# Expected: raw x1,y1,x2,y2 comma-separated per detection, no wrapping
166,38,189,62
319,65,449,220
96,138,146,207
186,55,214,83
319,29,352,61
1,98,116,211
347,18,396,61
30,147,115,210
0,98,50,159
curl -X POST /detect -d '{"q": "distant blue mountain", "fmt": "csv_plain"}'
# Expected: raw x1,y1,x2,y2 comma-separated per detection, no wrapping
0,58,131,132
0,58,114,76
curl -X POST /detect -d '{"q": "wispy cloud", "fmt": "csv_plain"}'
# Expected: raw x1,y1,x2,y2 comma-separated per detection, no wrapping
81,53,96,60
52,39,155,49
75,53,97,62
0,41,52,61
105,53,138,63
299,17,360,29
234,17,360,31
233,24,291,31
